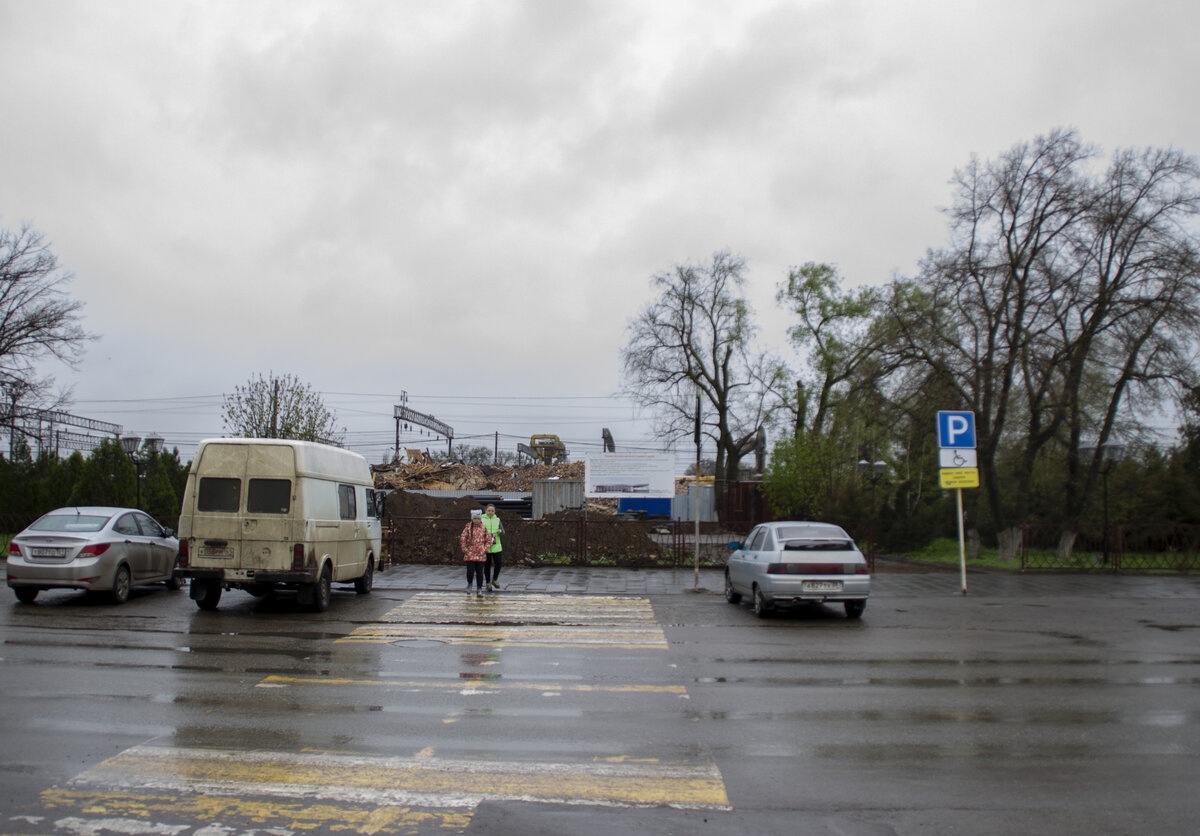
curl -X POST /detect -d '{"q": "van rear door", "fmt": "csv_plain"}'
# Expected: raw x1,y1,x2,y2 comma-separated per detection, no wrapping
190,443,296,569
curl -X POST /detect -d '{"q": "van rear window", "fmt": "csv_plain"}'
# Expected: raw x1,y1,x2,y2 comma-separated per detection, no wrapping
248,479,291,514
198,477,241,512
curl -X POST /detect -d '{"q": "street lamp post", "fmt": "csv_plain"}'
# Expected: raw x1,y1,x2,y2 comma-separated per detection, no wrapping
1099,441,1125,567
120,434,164,510
857,459,887,558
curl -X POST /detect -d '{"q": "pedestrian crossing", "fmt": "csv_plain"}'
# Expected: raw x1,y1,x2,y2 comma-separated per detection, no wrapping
15,592,730,836
337,592,670,649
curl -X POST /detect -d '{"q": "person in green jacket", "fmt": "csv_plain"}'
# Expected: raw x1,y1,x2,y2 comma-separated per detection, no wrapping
481,504,504,591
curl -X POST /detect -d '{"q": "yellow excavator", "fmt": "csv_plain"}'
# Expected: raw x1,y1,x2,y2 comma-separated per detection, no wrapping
518,434,569,464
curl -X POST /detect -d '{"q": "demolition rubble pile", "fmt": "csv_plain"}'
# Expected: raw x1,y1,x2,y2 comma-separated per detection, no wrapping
377,462,666,566
373,459,586,492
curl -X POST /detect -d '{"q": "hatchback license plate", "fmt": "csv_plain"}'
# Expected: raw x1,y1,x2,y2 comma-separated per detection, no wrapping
803,580,843,592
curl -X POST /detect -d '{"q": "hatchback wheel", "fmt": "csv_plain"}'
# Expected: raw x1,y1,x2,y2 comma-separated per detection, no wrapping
844,599,866,619
724,572,742,604
110,565,132,605
14,587,39,604
752,586,771,618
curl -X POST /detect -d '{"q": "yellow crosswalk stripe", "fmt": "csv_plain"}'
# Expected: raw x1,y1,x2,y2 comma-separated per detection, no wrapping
62,744,731,811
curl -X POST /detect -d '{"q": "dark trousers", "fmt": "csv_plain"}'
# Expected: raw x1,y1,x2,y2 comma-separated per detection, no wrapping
466,563,485,588
485,551,503,584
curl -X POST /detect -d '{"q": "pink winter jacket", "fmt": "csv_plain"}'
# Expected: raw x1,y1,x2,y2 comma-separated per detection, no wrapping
459,521,494,562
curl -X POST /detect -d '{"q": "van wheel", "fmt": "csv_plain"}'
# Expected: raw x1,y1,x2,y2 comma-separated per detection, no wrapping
354,559,374,595
310,564,332,612
193,579,222,611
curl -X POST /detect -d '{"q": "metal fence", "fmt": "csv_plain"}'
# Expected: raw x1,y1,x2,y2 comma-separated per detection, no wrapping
1021,524,1200,572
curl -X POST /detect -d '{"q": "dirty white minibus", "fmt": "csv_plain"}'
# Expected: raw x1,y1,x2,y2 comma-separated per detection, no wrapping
175,438,383,612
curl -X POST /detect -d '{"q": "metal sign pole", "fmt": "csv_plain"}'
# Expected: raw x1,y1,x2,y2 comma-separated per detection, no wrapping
693,394,701,591
957,488,968,595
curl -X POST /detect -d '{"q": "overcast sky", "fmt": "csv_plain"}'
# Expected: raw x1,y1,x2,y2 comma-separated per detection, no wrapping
2,0,1198,465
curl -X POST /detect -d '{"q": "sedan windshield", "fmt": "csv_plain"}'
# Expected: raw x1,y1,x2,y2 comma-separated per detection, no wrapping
28,514,110,533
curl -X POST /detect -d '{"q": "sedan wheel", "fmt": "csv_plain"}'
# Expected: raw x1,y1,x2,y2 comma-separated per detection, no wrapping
110,564,132,605
752,586,771,618
844,599,866,619
724,573,742,604
14,587,39,604
165,571,182,591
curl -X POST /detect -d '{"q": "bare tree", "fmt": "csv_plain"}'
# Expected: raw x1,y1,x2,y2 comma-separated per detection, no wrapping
222,372,345,444
881,130,1200,557
0,224,91,419
622,251,785,512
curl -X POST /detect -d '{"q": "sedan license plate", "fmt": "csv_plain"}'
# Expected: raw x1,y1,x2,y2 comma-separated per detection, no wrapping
30,548,68,558
802,580,843,593
198,546,234,558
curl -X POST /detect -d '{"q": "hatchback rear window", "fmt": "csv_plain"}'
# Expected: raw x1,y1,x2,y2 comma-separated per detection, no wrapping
29,514,109,532
248,479,291,514
198,477,241,512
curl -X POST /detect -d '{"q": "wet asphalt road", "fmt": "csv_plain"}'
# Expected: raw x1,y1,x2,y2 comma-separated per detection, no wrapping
1,565,1198,835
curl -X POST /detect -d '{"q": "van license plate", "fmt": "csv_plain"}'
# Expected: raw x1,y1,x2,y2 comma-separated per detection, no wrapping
198,546,234,558
803,581,842,592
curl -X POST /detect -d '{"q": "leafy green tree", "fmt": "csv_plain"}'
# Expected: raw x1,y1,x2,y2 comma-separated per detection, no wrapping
222,372,344,444
761,434,834,520
69,438,134,507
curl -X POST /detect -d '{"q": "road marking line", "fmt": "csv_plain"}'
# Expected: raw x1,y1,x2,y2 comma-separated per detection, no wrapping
66,745,731,811
256,674,687,695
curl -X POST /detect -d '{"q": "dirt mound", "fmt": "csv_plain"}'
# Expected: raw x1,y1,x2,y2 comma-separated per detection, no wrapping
384,490,481,520
382,489,666,566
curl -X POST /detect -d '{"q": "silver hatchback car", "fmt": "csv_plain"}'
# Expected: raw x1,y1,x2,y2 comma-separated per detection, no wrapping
725,521,870,618
6,507,181,604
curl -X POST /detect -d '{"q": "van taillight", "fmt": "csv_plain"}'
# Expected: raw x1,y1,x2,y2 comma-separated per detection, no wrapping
178,540,189,568
292,543,305,570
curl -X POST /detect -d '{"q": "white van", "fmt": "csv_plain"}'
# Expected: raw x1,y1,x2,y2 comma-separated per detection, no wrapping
175,438,383,612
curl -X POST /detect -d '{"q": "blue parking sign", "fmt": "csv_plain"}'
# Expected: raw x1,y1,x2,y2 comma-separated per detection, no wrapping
937,411,976,448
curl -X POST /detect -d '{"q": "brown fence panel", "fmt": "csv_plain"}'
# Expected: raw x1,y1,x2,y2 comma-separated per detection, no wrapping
383,517,755,569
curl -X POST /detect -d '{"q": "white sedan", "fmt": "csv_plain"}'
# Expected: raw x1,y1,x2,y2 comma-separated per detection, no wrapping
725,521,870,618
